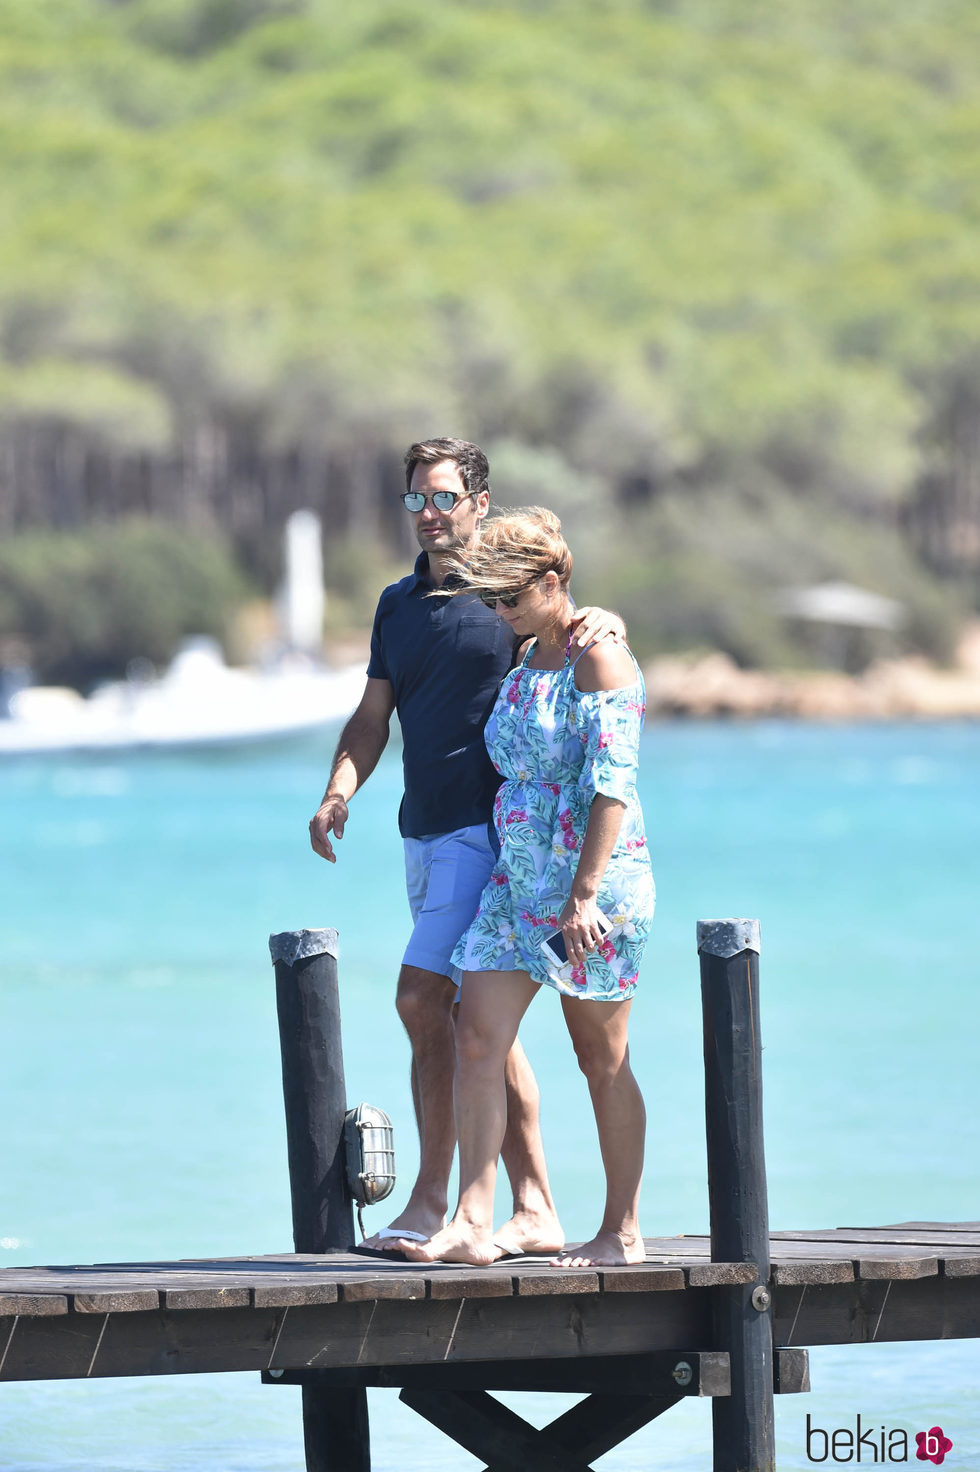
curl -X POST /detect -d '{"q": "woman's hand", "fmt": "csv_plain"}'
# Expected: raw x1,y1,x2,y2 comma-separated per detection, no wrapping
558,893,607,967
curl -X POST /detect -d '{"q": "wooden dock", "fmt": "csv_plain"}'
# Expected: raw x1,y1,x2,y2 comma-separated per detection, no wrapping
1,1223,978,1387
4,925,975,1470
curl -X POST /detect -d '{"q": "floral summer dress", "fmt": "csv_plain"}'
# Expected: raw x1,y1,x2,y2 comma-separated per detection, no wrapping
452,641,655,999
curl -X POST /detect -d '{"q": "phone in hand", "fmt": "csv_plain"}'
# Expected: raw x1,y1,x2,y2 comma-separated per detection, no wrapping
540,909,613,966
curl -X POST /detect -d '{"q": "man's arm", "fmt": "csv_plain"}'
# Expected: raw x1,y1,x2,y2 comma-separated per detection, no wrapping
309,677,396,863
569,605,627,651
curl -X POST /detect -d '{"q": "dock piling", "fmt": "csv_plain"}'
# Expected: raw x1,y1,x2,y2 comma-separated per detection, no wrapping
698,917,774,1472
270,928,370,1472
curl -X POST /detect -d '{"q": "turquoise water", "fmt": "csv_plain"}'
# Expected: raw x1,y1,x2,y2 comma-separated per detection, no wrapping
1,720,978,1469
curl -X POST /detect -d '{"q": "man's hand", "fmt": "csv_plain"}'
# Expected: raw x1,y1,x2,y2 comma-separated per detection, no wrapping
570,606,627,652
309,794,349,863
308,678,394,864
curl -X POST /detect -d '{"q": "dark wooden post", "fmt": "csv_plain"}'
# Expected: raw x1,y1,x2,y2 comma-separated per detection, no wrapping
698,918,774,1472
270,928,371,1472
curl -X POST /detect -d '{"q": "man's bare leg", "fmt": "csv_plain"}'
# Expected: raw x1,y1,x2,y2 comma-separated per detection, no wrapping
360,964,456,1247
494,1039,564,1257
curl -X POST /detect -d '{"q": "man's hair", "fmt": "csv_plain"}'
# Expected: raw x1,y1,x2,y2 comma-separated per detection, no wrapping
404,438,490,498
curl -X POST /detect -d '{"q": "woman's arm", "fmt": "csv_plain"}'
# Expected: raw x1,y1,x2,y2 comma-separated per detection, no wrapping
558,795,626,966
558,639,640,962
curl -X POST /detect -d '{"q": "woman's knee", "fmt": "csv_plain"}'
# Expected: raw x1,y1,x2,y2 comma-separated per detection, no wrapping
570,1033,628,1088
455,1016,508,1073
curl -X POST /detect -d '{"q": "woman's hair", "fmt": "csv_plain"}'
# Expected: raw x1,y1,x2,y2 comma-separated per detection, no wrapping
443,507,573,601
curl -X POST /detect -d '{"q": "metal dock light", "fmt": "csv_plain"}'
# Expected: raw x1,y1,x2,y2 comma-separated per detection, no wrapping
344,1102,396,1238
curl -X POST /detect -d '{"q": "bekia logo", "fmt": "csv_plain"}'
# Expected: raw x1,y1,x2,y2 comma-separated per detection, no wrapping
915,1428,953,1465
805,1415,953,1464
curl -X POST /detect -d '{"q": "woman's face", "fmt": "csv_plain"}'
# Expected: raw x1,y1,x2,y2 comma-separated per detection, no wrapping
489,570,566,638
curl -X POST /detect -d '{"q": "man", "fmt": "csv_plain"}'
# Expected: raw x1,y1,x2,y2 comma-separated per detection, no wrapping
309,437,620,1255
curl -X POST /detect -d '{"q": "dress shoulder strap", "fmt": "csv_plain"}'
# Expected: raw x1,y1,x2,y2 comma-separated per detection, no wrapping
568,638,643,685
568,638,597,670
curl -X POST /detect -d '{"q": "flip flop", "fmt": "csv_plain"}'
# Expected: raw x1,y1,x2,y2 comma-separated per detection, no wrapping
490,1239,566,1262
491,1245,526,1262
350,1243,409,1261
350,1226,431,1260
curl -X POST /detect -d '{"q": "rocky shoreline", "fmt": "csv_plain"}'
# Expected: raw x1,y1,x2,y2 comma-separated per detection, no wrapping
644,627,980,721
644,651,980,720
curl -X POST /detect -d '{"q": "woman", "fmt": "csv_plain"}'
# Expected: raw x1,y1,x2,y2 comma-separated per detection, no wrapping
400,508,655,1268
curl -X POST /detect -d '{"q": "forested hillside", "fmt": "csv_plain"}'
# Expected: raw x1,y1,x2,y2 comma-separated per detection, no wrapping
2,0,979,670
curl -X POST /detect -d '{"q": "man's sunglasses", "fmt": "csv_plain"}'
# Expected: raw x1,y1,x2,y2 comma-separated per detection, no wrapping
480,579,538,610
401,489,477,512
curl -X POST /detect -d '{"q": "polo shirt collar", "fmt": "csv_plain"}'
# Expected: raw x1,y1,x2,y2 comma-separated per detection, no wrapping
410,551,467,593
409,552,432,590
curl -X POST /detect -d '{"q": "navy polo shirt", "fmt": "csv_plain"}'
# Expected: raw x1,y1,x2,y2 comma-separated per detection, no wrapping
367,553,517,839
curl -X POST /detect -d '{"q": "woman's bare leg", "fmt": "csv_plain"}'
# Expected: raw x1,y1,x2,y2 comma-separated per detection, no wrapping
551,996,646,1267
399,968,540,1265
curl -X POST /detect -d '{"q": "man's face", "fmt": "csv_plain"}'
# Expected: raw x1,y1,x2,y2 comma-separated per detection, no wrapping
407,459,489,557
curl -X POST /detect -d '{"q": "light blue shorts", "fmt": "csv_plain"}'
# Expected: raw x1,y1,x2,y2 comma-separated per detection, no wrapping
403,822,497,985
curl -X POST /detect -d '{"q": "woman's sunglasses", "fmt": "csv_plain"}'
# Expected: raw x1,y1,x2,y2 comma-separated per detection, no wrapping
401,489,476,512
480,579,537,610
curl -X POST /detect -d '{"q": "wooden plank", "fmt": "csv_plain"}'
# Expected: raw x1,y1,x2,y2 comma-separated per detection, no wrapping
856,1258,938,1281
686,1263,757,1287
268,1350,732,1398
772,1262,854,1286
0,1296,68,1317
839,1222,980,1234
774,1228,980,1248
774,1348,810,1394
773,1274,980,1346
0,1312,109,1380
337,1276,426,1303
942,1258,980,1278
252,1284,339,1309
278,1289,710,1371
0,1287,714,1380
72,1292,161,1313
162,1288,252,1310
771,1240,960,1259
599,1268,686,1293
426,1274,515,1301
94,1305,283,1378
514,1270,599,1296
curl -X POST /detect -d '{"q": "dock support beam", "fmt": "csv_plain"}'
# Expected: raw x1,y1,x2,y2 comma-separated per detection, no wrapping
699,918,774,1472
270,928,371,1472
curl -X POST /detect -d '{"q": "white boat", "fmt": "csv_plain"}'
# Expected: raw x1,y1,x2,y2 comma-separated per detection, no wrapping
0,638,364,756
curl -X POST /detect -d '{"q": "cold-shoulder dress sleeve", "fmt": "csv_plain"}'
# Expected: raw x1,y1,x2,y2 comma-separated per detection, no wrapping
573,681,646,807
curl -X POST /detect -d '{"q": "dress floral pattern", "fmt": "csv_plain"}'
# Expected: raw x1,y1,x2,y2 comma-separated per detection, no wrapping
452,643,655,999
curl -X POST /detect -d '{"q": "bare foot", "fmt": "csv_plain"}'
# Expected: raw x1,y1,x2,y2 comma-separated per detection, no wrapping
360,1206,446,1252
490,1206,565,1260
396,1224,499,1266
550,1229,645,1268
